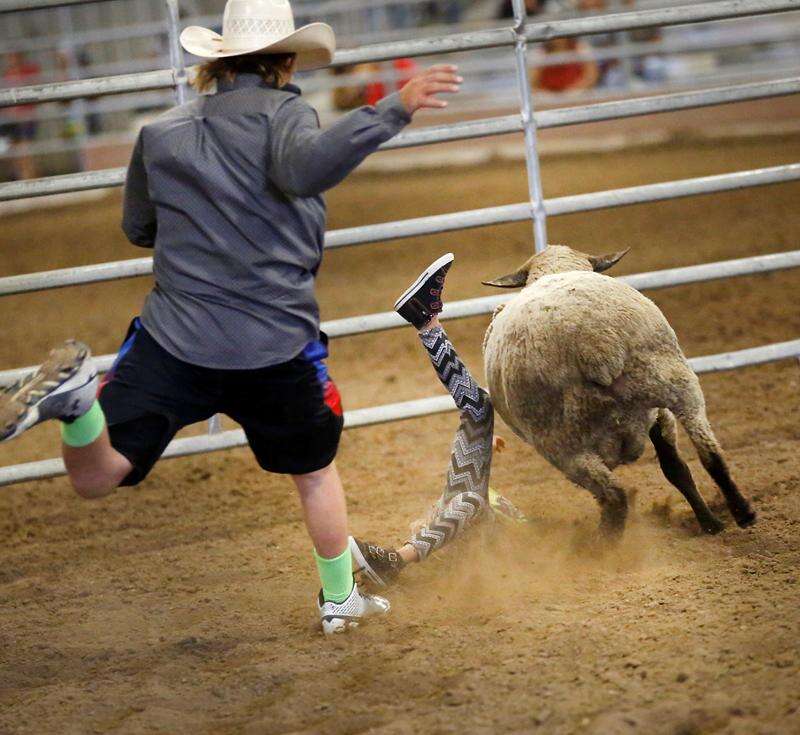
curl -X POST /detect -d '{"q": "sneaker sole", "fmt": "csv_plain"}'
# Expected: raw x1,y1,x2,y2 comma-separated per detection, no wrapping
488,487,530,524
0,341,90,441
321,615,363,635
348,536,387,587
322,603,390,635
393,252,455,313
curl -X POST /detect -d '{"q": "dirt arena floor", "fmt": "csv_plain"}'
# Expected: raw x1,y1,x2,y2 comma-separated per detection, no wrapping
1,134,799,734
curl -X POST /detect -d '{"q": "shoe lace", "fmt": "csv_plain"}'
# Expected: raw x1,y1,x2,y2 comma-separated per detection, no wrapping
366,543,400,567
5,367,74,406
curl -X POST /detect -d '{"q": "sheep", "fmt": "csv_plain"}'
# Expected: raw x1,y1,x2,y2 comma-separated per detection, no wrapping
481,244,756,537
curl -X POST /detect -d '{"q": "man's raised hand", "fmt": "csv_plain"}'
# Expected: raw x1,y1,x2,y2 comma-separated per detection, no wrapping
399,65,462,115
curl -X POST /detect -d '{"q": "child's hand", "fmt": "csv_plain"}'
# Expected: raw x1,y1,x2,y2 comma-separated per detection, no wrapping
399,65,462,115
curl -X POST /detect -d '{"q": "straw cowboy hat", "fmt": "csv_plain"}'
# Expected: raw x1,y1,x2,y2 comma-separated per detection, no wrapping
180,0,336,71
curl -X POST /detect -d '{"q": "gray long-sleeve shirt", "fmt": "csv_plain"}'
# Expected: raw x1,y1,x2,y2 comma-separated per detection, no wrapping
122,73,411,369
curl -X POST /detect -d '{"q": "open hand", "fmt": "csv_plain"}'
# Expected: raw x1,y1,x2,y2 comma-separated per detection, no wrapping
399,64,462,115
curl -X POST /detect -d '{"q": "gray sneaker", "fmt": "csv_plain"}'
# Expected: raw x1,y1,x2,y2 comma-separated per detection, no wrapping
0,340,98,442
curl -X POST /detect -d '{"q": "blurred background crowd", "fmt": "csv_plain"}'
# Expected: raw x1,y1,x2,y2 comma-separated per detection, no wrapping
2,0,799,181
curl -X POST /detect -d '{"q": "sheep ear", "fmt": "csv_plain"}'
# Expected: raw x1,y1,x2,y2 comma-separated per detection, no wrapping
482,266,530,289
589,248,630,273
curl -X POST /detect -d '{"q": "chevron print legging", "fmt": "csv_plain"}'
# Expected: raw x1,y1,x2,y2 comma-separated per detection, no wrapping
408,325,494,561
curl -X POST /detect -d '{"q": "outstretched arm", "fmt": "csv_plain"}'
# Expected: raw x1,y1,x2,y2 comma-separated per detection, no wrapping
268,65,462,197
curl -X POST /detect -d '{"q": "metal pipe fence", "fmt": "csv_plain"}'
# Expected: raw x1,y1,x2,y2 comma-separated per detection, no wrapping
4,0,800,109
3,161,799,296
3,249,799,388
164,0,187,105
1,0,799,488
511,0,548,252
0,0,105,11
2,4,799,172
4,74,800,202
0,0,438,15
336,0,800,65
2,336,799,488
4,18,799,126
5,67,800,163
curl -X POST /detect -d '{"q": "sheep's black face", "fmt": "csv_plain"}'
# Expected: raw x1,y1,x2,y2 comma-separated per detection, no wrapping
482,245,630,288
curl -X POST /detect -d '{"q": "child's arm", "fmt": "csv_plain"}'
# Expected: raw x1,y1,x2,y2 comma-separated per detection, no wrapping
268,65,461,198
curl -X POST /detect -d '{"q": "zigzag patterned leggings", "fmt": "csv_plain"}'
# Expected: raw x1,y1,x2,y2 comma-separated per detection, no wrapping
408,325,494,561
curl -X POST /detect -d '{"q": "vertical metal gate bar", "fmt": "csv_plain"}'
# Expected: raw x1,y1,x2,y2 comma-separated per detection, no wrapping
57,4,90,173
162,0,218,435
163,0,209,428
510,0,548,252
164,0,187,104
612,0,635,90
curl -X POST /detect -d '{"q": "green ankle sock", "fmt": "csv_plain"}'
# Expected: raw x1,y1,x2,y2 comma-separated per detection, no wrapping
314,547,354,603
61,400,105,448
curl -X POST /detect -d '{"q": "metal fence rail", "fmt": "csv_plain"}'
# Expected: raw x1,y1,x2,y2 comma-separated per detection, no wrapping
4,15,799,152
5,16,799,79
1,336,798,488
4,162,798,297
0,70,176,108
4,74,800,202
0,0,105,11
1,0,799,488
3,0,799,109
337,0,800,66
2,250,799,387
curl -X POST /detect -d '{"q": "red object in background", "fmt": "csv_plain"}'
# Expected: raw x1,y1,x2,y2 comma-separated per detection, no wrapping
364,58,418,107
539,62,585,92
3,57,41,117
537,38,586,92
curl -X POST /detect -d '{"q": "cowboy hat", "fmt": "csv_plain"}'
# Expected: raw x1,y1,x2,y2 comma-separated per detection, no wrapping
180,0,336,71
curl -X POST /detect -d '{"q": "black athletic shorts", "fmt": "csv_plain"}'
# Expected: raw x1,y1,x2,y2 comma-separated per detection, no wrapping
99,319,344,486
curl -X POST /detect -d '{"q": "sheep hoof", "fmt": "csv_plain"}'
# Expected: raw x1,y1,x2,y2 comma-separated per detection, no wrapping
598,519,625,542
701,517,725,535
571,529,613,556
734,507,757,528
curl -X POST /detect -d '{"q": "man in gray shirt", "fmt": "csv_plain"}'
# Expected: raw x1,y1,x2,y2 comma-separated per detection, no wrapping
123,72,414,370
0,0,462,634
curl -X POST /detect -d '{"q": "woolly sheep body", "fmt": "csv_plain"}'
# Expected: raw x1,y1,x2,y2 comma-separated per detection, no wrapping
484,271,690,471
481,246,757,535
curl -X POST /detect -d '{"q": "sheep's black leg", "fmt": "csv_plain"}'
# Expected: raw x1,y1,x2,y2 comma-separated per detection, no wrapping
675,406,757,529
700,452,757,528
649,419,724,534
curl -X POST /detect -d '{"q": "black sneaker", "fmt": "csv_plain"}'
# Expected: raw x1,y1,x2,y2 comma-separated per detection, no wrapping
349,536,406,587
394,252,454,329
